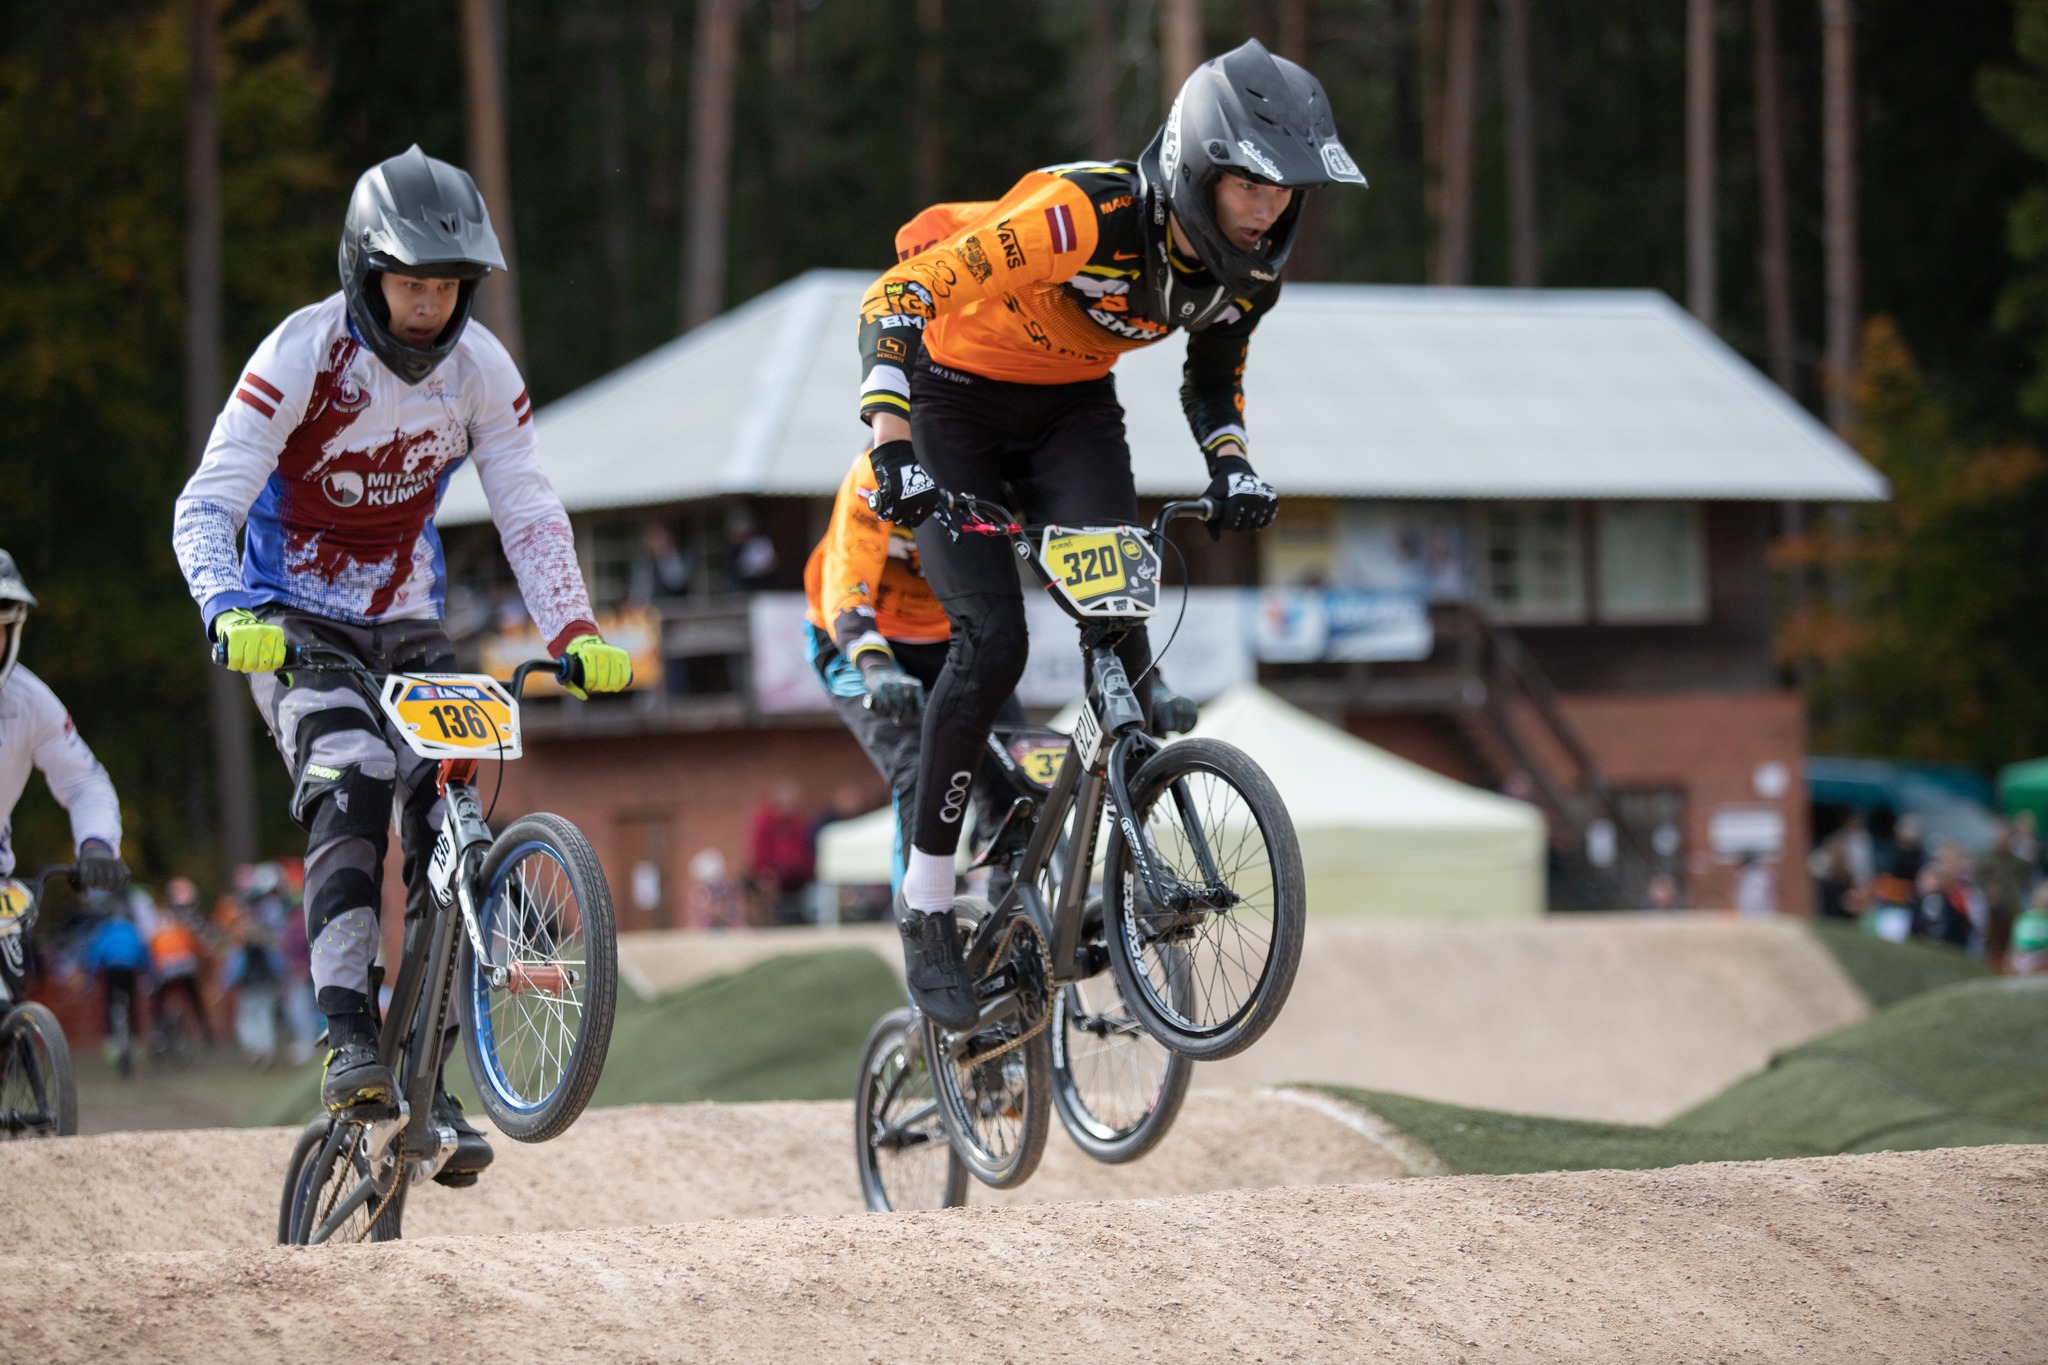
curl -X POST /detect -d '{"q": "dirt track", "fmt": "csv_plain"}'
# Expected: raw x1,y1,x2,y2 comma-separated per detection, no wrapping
0,1091,1410,1257
621,915,1869,1123
10,1143,2042,1362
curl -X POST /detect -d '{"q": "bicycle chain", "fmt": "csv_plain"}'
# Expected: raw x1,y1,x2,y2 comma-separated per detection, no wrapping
956,914,1055,1068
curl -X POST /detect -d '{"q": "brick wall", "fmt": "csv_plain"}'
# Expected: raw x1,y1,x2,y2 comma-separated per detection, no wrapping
1556,690,1809,914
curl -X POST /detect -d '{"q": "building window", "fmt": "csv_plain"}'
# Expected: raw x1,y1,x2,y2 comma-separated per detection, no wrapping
1478,502,1585,624
1597,502,1707,623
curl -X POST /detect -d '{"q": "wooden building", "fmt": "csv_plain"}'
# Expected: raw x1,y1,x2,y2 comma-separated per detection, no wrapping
437,273,1886,924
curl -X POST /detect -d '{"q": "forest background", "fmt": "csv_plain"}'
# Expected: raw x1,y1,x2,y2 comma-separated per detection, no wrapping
0,0,2040,879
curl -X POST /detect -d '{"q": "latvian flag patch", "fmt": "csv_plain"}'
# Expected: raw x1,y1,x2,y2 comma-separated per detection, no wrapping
234,371,282,419
513,387,533,427
1045,203,1078,254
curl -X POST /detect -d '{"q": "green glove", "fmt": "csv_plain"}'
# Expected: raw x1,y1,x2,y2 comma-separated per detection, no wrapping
213,608,287,673
562,634,632,699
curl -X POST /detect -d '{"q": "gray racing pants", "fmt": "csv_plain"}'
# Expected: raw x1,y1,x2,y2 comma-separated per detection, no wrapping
247,610,456,1017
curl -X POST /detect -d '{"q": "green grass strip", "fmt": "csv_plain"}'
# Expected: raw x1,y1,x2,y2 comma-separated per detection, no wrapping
1805,920,1988,1009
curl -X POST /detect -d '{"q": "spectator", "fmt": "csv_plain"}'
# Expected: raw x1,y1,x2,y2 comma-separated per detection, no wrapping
725,506,779,591
223,925,282,1067
685,848,744,931
278,905,317,1066
2011,883,2048,975
1644,872,1681,910
1890,815,1929,885
1980,821,2033,965
1733,855,1776,918
749,780,815,925
1914,849,1979,951
628,521,693,606
1809,841,1856,920
147,902,213,1047
80,904,148,1061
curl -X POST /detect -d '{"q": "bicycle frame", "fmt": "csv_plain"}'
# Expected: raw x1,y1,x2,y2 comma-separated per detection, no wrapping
259,645,571,1186
935,493,1237,1040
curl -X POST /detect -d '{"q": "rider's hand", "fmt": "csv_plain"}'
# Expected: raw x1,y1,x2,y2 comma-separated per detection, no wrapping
1145,678,1199,736
864,439,939,529
1202,453,1279,540
858,652,925,723
212,608,287,673
561,635,632,700
76,839,129,894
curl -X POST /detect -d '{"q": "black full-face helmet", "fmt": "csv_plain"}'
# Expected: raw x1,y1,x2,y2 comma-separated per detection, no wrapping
0,550,37,692
1138,39,1367,319
339,145,507,385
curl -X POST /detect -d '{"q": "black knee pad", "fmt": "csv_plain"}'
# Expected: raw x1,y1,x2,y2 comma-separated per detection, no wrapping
301,764,395,845
946,598,1029,720
307,865,381,944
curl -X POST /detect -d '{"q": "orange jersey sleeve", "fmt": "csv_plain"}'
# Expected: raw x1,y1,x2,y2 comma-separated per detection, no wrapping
856,171,1101,419
802,452,951,656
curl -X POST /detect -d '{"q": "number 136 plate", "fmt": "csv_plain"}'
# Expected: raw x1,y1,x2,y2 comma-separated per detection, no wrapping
379,674,523,760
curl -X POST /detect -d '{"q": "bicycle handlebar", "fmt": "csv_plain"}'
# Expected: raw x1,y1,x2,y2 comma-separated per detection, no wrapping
936,490,1219,544
210,640,584,701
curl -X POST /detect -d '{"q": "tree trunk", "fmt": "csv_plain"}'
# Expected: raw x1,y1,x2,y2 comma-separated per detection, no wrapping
915,0,945,206
1820,0,1858,436
188,0,258,871
1161,0,1202,111
1686,0,1717,328
1432,0,1479,286
1278,0,1309,60
1086,0,1117,158
460,0,525,365
596,7,633,365
682,0,740,332
1753,0,1795,392
1499,0,1539,287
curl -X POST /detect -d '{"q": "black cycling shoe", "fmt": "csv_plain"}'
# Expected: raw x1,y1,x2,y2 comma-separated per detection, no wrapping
431,1089,493,1188
898,908,980,1031
321,1042,395,1113
1146,679,1199,736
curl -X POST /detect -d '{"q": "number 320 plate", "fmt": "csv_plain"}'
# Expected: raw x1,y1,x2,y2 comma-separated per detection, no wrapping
379,674,523,760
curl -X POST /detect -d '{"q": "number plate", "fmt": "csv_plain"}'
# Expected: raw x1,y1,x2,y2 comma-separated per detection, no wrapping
379,674,523,760
1006,738,1069,789
1037,525,1160,618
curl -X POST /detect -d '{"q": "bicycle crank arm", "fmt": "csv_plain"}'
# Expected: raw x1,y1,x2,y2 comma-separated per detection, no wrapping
410,1121,460,1186
360,1101,410,1170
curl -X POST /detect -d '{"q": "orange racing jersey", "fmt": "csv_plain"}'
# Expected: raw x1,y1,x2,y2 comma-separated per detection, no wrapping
856,161,1280,461
803,451,951,661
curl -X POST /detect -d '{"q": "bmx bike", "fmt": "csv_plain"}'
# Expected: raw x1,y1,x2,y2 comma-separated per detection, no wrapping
231,642,619,1244
857,492,1305,1203
0,865,85,1139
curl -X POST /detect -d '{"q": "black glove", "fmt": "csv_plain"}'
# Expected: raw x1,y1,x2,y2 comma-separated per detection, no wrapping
864,439,940,528
1203,453,1279,540
859,653,926,723
1145,678,1199,736
76,840,129,893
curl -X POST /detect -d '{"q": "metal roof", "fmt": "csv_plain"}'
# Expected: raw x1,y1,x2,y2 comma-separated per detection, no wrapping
437,269,1886,525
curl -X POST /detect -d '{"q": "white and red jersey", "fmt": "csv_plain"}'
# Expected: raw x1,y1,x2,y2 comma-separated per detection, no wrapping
173,293,597,653
0,666,121,877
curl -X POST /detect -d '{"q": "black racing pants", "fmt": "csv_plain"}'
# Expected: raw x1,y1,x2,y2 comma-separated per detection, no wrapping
908,357,1154,857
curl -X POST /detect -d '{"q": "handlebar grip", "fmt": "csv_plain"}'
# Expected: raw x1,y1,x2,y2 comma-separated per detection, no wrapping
211,641,305,668
211,642,227,666
558,654,586,690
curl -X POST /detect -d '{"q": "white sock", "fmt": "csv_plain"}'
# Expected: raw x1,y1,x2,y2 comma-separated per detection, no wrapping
903,847,956,916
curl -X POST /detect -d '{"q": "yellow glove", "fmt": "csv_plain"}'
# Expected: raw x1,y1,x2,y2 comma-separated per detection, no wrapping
213,608,287,673
561,634,631,699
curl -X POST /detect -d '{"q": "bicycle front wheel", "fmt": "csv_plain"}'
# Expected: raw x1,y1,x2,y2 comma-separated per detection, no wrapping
281,1113,406,1245
1103,738,1305,1061
1050,939,1191,1164
855,1008,966,1212
460,813,618,1143
0,1003,76,1139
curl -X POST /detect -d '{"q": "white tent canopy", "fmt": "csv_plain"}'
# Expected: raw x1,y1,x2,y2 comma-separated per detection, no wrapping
439,271,1886,525
818,683,1547,920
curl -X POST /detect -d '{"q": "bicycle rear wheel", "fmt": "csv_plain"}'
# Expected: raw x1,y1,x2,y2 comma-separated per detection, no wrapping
460,813,618,1143
281,1113,406,1245
1050,922,1191,1164
925,902,1051,1190
1104,738,1305,1061
855,1008,966,1211
0,1003,76,1139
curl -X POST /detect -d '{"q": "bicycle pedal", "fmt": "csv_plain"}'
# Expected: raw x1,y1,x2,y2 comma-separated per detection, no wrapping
432,1168,480,1189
